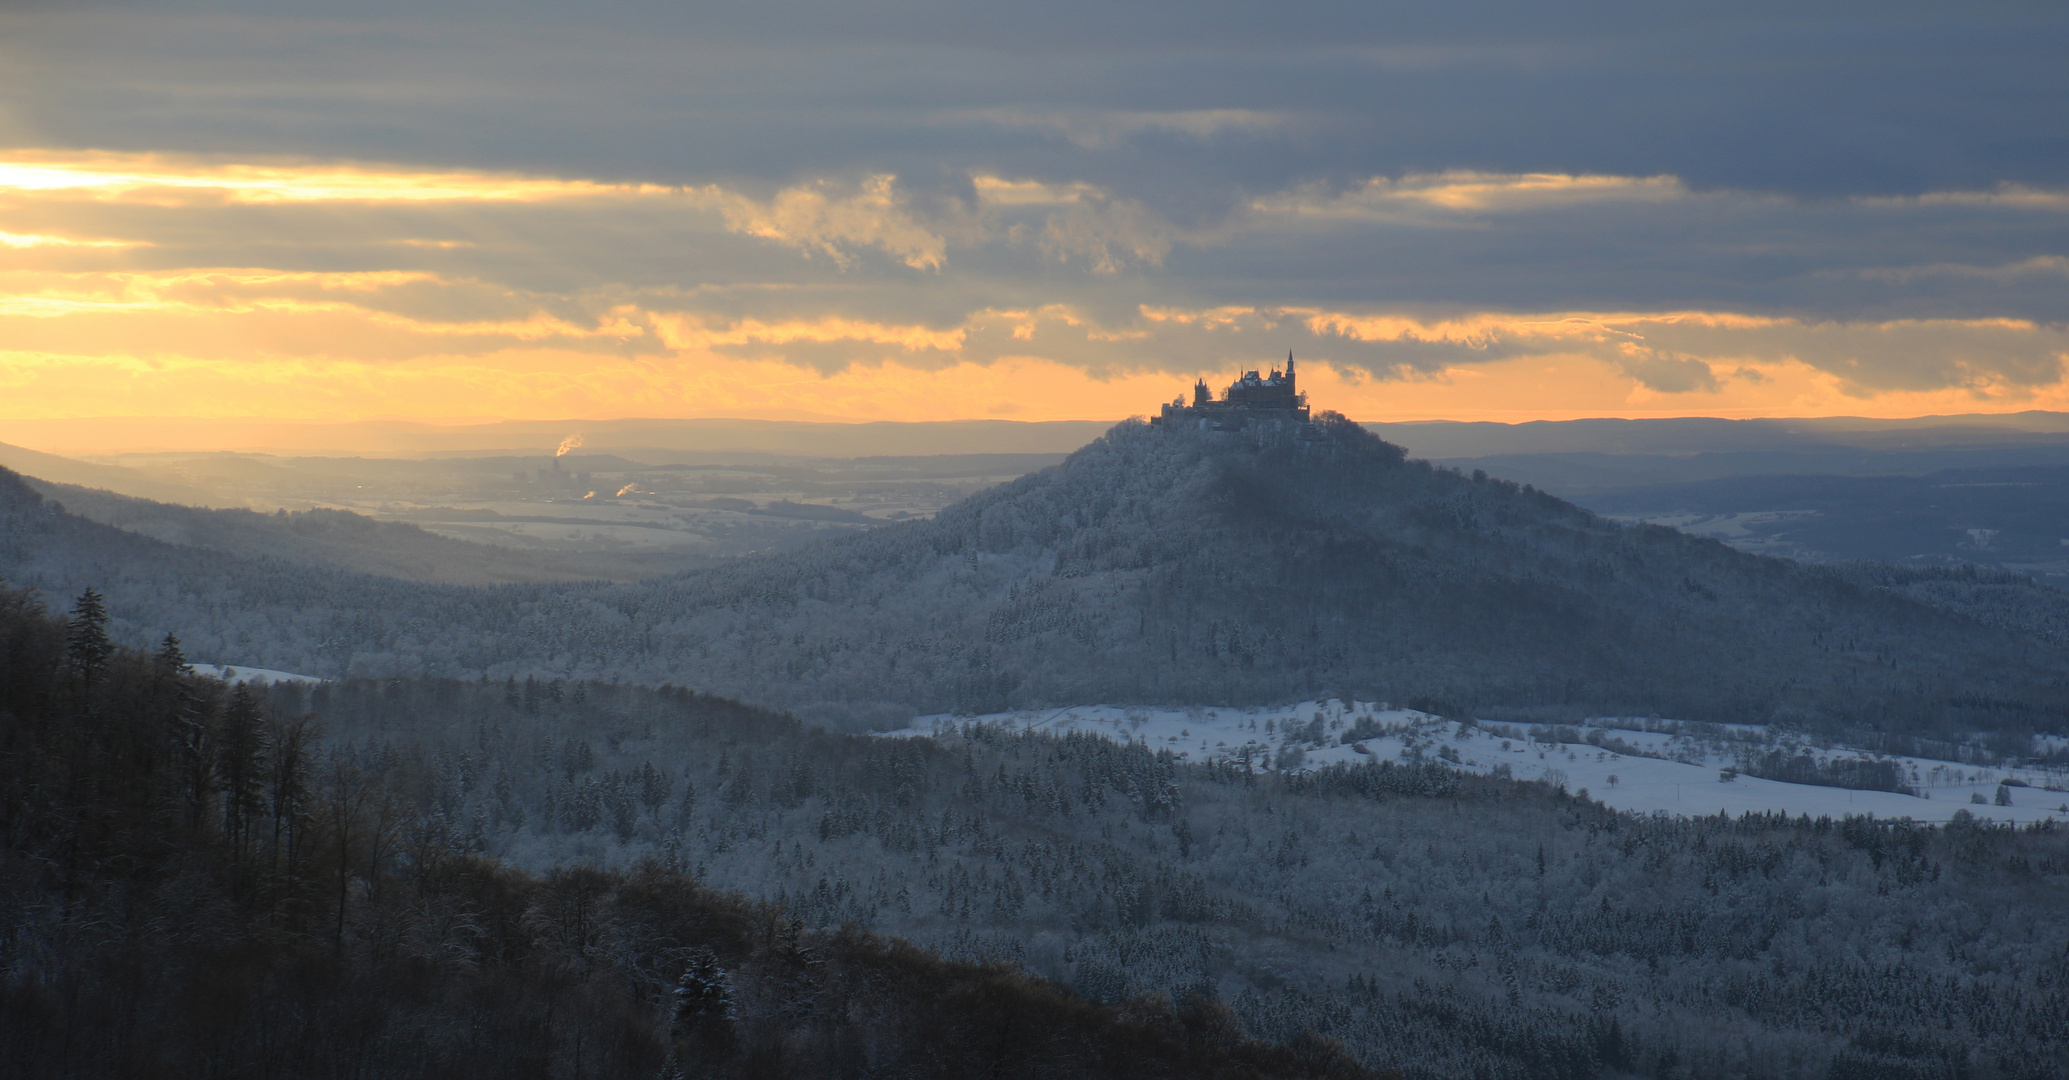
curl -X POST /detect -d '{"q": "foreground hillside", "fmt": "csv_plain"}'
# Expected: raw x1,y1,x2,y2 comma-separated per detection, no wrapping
7,417,2069,742
270,662,2069,1079
0,588,1359,1080
13,587,2069,1079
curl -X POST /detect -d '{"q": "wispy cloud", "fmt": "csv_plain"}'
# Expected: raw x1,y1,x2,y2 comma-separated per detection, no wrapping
1854,256,2069,284
0,229,143,249
1867,185,2069,214
1248,171,1689,223
0,152,672,205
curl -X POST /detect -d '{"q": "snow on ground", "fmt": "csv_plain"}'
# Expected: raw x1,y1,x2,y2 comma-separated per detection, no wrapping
189,663,325,686
888,702,2069,826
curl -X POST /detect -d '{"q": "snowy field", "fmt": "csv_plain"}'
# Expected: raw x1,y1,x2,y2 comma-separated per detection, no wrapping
891,701,2069,825
189,663,325,686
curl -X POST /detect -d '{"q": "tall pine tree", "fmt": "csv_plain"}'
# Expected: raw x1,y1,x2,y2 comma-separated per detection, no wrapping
66,587,111,680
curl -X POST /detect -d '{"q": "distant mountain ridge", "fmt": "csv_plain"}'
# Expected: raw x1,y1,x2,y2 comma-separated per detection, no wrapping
1374,411,2069,460
4,418,2069,741
20,477,713,584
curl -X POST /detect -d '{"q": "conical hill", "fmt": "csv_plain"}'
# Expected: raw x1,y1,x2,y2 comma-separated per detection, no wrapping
623,415,2068,736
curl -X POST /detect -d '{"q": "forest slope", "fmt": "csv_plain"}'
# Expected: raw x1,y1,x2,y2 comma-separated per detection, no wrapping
0,587,1360,1080
263,662,2069,1080
6,418,2069,739
14,581,2067,1080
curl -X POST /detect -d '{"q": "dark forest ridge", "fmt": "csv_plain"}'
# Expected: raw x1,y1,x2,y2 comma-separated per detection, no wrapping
0,587,1360,1080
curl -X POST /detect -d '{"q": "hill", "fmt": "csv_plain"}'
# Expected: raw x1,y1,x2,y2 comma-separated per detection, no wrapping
6,418,2069,741
22,476,715,584
604,415,2069,737
0,438,227,505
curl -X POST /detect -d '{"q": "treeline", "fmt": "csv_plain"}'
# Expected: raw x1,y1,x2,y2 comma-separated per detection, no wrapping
1733,748,1909,793
0,583,1367,1080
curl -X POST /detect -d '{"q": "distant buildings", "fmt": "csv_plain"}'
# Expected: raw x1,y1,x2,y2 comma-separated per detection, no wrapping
1154,353,1311,428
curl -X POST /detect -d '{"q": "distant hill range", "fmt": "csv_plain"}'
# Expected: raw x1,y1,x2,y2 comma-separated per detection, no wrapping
6,416,2069,744
1585,466,2069,578
1380,412,2069,494
18,477,714,585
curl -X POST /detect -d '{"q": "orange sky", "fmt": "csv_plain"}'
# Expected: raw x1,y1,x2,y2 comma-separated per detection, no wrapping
8,350,2068,432
3,152,2066,442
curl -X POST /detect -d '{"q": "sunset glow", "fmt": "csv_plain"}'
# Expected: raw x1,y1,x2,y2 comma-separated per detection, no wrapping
0,151,2064,436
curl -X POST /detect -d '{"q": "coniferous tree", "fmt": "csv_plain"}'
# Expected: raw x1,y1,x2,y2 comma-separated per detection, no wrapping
153,631,189,675
218,683,268,880
65,587,111,680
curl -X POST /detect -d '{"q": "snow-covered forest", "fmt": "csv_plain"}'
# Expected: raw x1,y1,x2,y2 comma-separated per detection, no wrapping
0,588,1351,1080
254,671,2069,1080
7,417,2069,746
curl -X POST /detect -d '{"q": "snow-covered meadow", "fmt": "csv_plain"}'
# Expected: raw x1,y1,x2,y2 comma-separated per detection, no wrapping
189,663,324,686
893,701,2069,825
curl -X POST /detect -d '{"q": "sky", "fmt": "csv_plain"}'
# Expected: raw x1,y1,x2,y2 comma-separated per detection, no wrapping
2,1,2067,430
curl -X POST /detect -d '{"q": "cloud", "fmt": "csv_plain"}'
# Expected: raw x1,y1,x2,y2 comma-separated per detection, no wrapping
0,229,142,248
4,147,2069,421
1247,171,1689,224
1870,185,2069,214
965,182,1169,273
10,3,2066,211
948,108,1300,149
1854,256,2069,284
0,152,672,205
692,175,949,271
0,154,1184,275
0,153,963,273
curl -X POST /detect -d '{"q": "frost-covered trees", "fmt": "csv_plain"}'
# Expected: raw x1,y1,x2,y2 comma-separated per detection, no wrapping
243,670,2069,1080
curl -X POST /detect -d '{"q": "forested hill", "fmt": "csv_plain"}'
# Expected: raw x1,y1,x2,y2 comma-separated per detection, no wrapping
574,415,2069,736
6,419,2069,740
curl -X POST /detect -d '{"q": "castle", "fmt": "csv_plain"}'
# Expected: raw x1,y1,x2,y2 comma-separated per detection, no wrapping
1154,352,1311,428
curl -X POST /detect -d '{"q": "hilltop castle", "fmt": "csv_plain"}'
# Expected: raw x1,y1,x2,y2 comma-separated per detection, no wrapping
1154,352,1311,428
